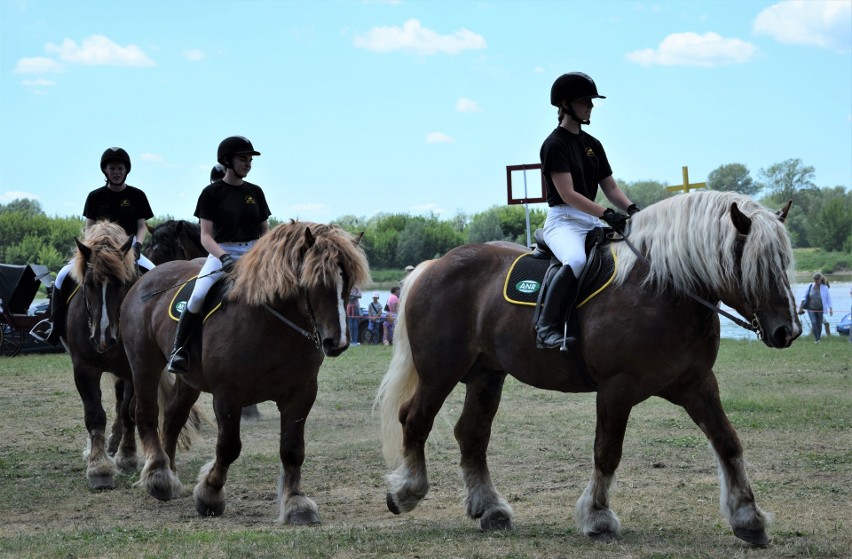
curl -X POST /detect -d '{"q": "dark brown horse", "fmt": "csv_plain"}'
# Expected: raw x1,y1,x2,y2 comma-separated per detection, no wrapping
121,221,370,523
377,191,801,546
65,220,203,490
145,219,206,265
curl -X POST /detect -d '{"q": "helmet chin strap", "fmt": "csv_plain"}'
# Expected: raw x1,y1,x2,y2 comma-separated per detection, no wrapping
566,103,589,126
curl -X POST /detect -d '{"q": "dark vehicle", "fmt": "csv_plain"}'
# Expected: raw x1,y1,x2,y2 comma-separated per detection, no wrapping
837,313,851,336
355,306,387,345
0,263,65,356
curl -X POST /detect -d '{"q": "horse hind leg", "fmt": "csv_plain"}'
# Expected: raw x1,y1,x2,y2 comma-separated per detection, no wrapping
455,371,513,530
106,377,124,457
114,378,139,474
664,375,770,546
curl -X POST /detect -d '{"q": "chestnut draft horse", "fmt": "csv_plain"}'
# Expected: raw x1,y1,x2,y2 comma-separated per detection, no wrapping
121,221,370,523
377,191,801,546
64,221,202,490
145,219,207,265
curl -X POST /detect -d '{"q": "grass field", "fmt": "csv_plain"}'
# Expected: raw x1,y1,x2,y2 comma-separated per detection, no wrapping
0,336,849,559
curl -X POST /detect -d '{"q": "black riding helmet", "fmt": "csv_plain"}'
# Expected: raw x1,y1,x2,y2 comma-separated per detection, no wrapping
210,163,226,182
217,136,260,168
100,147,132,174
550,72,605,125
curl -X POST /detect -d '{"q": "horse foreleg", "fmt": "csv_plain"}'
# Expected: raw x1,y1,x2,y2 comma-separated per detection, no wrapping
576,388,630,540
114,379,138,474
664,374,770,546
73,363,115,490
387,382,453,515
193,395,241,517
455,372,513,530
134,369,181,501
276,385,321,526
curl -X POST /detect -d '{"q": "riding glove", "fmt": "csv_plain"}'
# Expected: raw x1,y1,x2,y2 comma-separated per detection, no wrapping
219,253,236,273
601,209,630,234
627,204,641,216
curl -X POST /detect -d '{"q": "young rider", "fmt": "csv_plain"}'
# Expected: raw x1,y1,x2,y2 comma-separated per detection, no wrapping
32,147,155,344
167,136,271,374
536,72,638,349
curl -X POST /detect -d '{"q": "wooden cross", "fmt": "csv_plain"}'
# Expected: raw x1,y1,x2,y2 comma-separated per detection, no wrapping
666,166,706,193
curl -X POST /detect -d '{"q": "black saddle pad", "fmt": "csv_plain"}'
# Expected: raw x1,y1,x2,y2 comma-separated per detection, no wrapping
168,275,230,323
503,233,617,308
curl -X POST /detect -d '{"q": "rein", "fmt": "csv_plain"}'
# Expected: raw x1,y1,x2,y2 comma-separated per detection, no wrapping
262,302,320,348
617,234,763,339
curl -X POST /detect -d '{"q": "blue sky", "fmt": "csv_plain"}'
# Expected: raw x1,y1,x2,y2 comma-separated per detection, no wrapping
2,0,850,223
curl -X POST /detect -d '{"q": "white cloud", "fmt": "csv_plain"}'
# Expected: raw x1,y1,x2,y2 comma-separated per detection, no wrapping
353,19,486,55
426,132,455,143
456,98,481,112
45,35,155,66
14,57,63,74
183,49,206,61
753,0,852,50
0,191,39,204
140,153,165,163
21,78,55,87
626,32,757,67
410,202,445,215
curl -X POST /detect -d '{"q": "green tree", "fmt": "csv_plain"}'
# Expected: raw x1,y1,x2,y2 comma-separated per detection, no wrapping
804,188,852,252
757,158,816,200
707,163,759,195
0,198,44,216
466,210,505,243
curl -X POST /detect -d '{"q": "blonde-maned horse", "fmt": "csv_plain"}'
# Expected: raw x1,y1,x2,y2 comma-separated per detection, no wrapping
121,221,370,524
377,191,801,546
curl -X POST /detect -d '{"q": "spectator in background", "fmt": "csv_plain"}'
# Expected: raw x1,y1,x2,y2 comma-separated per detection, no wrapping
383,286,400,346
347,286,362,346
797,272,832,344
368,292,383,345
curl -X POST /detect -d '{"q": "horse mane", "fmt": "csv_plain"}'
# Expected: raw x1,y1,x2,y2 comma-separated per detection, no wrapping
612,190,793,303
228,220,372,306
71,220,138,284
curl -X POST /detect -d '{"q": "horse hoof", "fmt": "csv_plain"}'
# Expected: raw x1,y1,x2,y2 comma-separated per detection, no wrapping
88,474,114,491
479,508,513,531
386,492,401,515
195,499,226,517
286,510,322,526
734,527,770,547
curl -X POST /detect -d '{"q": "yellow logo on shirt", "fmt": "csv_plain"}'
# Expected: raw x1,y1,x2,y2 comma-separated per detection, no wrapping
585,147,596,157
245,195,257,205
120,199,130,207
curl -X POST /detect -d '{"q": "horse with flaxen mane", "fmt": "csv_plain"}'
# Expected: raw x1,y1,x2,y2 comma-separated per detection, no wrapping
377,191,801,546
64,220,203,490
121,220,370,523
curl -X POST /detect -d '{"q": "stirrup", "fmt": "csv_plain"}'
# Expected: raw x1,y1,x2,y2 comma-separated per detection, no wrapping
29,319,53,343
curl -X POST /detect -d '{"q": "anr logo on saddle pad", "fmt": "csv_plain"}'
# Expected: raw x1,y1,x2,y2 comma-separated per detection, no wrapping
515,280,541,294
168,276,226,323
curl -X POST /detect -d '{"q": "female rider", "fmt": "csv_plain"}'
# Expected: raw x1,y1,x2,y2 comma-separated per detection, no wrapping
536,72,638,349
167,136,270,374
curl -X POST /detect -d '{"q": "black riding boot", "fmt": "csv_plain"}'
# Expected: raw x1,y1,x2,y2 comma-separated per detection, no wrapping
535,265,579,350
167,309,202,375
30,281,71,346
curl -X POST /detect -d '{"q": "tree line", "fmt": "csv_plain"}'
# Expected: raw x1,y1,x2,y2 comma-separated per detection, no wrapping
1,158,849,275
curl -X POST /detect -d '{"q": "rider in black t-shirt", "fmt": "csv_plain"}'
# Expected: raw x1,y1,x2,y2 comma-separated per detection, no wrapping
167,136,271,374
32,147,155,345
535,73,638,350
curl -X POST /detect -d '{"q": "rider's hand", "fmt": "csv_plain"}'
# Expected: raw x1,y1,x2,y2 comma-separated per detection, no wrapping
219,253,236,273
627,204,641,216
133,241,143,260
601,208,630,234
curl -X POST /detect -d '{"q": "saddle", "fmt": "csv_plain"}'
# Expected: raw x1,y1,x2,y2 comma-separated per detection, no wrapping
503,227,617,308
167,275,232,323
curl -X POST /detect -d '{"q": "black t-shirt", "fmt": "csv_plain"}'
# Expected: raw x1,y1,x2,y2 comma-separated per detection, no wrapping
194,180,271,243
82,185,154,236
540,127,613,207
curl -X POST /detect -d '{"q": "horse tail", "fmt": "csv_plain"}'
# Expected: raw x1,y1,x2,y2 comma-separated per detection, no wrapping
157,372,210,450
375,261,433,467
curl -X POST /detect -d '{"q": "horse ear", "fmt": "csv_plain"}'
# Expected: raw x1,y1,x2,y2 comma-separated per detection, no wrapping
121,236,134,255
304,226,316,249
729,202,752,236
353,231,364,245
776,200,793,223
175,220,184,234
75,237,92,261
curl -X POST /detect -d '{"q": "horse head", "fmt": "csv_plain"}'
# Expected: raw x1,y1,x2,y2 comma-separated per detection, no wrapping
723,200,802,348
146,220,206,265
72,221,138,353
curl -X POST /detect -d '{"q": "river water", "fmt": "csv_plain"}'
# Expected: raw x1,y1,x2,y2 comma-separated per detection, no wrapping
360,281,852,341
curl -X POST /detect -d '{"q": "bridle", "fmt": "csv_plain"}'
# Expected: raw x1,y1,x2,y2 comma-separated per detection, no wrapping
617,233,764,340
262,291,320,349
